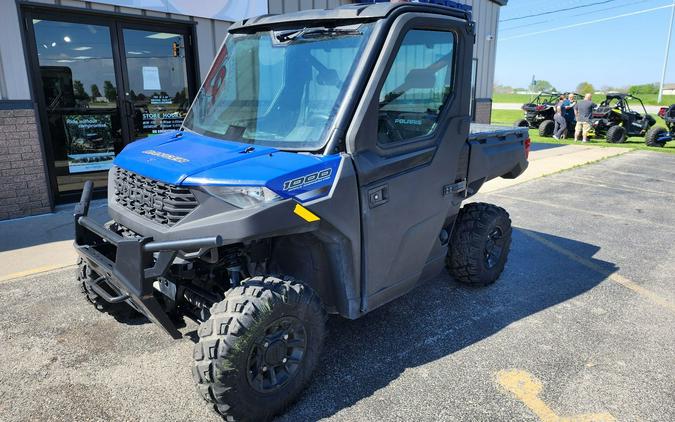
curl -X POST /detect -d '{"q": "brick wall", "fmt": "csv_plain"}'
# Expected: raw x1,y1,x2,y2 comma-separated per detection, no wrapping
474,98,493,124
0,103,51,220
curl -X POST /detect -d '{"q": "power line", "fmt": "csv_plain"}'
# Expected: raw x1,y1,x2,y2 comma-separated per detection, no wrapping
500,0,617,22
500,0,656,33
501,4,674,40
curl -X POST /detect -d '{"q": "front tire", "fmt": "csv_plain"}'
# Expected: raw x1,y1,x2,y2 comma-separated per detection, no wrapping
447,203,512,286
645,126,667,147
538,120,555,137
606,125,626,143
193,276,326,421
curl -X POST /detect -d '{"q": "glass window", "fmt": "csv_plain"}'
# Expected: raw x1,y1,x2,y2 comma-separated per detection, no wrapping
32,19,122,194
377,29,455,145
183,23,374,150
122,29,190,140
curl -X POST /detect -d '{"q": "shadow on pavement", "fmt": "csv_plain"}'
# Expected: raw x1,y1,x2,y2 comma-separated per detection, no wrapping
277,227,616,421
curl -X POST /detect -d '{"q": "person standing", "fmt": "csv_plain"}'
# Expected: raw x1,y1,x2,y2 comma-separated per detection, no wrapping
574,93,596,142
562,93,576,133
553,95,566,140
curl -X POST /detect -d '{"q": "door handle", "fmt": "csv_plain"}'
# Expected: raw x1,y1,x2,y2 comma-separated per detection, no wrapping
368,184,388,208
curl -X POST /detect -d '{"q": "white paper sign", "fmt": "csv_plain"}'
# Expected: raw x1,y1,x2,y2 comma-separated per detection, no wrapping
142,66,161,90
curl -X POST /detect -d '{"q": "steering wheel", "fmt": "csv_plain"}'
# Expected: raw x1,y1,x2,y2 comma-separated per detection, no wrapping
378,113,404,143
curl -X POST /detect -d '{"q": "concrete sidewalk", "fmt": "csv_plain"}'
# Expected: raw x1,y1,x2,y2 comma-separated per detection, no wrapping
482,143,628,193
0,144,629,282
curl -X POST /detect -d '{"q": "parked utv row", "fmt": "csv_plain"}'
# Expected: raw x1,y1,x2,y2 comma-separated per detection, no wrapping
645,105,675,147
513,91,578,138
515,92,675,147
590,94,655,143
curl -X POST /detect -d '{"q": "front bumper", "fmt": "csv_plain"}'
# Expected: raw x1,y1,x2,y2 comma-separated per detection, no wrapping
74,181,223,339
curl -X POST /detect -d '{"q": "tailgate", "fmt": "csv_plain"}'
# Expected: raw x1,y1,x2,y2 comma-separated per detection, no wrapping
464,124,529,191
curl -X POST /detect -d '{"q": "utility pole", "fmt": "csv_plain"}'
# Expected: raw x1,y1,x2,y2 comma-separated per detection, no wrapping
658,0,675,104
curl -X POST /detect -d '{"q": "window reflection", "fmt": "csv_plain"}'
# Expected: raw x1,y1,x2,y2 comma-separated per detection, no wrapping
33,19,121,194
123,29,189,139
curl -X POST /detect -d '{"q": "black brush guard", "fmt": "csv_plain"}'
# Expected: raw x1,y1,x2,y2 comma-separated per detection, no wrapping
73,181,223,339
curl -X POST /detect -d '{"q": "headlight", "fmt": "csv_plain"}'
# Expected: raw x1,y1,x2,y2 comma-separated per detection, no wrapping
202,186,282,209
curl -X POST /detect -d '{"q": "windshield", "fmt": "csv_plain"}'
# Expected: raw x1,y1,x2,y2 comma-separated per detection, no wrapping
182,23,374,150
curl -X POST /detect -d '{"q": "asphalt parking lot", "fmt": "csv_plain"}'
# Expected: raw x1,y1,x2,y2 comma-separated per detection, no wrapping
1,150,674,422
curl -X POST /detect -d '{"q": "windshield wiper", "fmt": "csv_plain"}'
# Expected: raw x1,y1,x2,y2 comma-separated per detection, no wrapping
275,27,362,42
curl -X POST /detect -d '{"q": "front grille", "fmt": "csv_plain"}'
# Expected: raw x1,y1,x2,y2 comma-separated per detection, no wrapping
112,166,198,227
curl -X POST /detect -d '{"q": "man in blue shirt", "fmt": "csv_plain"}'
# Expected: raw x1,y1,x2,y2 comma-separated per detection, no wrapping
562,93,576,132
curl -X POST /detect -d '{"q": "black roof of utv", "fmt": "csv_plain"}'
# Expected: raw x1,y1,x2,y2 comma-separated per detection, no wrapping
228,2,472,33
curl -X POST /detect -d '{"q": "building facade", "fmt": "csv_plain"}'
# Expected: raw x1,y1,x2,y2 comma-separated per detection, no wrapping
0,0,506,220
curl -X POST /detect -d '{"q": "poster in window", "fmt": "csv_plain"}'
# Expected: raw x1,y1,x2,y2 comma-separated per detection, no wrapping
64,114,116,173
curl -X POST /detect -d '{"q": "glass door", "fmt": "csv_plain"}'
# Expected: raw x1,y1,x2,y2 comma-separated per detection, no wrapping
24,7,197,202
30,18,124,194
118,27,192,140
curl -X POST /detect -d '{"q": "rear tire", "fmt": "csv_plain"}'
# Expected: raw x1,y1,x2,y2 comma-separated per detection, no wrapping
538,120,554,137
514,119,529,128
193,275,326,421
645,126,667,147
77,258,139,320
605,125,626,143
447,203,512,286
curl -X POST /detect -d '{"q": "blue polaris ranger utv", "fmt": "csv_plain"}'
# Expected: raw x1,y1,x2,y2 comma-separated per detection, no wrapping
74,2,529,420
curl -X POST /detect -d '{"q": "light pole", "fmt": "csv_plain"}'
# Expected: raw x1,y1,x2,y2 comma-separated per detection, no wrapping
658,0,675,104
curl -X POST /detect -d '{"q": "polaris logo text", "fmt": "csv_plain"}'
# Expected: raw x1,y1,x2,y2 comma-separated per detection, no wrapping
142,150,190,163
283,169,332,191
394,118,423,126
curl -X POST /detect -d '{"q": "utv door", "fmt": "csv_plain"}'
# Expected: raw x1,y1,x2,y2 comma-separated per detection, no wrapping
347,13,474,311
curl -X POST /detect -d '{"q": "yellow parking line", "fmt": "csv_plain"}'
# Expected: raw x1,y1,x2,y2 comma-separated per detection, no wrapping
0,264,75,284
520,230,675,314
497,369,616,422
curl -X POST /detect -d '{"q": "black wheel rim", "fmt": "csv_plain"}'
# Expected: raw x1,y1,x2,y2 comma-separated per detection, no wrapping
246,316,307,393
485,227,504,269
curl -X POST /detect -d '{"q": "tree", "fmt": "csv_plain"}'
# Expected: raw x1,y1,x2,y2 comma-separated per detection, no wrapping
628,83,658,95
103,80,117,103
576,82,595,95
531,80,554,92
73,80,89,100
90,84,102,99
173,89,187,106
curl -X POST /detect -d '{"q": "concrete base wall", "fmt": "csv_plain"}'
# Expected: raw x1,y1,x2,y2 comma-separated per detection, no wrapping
474,98,492,124
0,103,51,220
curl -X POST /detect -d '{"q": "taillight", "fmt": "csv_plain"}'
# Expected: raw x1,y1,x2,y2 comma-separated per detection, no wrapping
658,107,667,118
535,105,546,111
524,138,531,159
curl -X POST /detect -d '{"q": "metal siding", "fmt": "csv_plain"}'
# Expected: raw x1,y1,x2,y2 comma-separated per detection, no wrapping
118,6,143,15
484,2,498,99
194,17,216,81
89,2,116,11
213,20,231,49
268,1,284,14
0,0,31,99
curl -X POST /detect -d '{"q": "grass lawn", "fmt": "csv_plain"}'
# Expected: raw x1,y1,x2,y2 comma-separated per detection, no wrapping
490,109,675,155
492,92,675,107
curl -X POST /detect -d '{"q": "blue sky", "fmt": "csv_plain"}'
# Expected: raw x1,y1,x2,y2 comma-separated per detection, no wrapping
495,0,675,91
